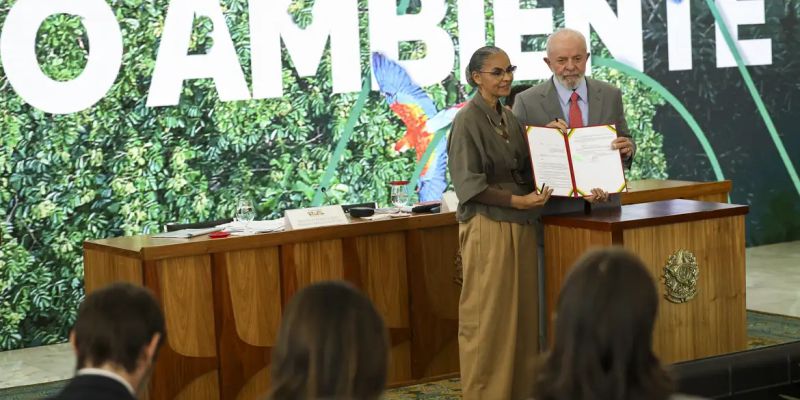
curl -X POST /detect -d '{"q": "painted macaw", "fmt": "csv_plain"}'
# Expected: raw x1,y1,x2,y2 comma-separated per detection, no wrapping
371,52,464,202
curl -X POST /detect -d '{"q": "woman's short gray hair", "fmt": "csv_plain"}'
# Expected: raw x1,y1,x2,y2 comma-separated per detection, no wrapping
465,46,505,87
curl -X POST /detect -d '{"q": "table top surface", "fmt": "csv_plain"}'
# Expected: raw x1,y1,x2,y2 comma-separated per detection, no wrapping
84,179,735,259
542,199,748,231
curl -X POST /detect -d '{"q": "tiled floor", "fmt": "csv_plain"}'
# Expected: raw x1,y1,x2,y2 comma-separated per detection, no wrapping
0,240,798,390
746,240,800,317
0,343,74,389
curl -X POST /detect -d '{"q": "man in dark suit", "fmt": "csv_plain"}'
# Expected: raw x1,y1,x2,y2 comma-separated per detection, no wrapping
50,282,165,400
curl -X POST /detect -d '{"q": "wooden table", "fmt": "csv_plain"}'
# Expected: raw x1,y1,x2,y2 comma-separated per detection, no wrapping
83,179,732,399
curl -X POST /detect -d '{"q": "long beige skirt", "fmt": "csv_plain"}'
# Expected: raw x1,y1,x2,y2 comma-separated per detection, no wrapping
458,213,539,400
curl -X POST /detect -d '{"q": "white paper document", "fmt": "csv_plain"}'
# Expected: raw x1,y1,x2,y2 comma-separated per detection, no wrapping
152,227,220,238
218,219,285,234
526,125,627,197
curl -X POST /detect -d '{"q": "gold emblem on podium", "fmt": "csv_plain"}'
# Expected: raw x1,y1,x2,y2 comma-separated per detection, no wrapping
664,249,699,303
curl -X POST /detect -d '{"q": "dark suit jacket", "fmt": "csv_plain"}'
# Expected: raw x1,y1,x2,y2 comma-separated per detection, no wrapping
511,77,632,243
49,374,136,400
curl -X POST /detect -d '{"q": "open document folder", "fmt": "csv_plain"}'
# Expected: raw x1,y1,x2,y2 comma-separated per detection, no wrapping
526,125,627,197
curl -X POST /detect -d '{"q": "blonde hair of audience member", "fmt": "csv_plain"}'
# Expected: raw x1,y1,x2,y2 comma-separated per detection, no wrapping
531,248,673,400
267,281,389,400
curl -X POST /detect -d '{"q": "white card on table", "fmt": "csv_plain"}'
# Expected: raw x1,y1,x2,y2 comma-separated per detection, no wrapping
284,205,349,230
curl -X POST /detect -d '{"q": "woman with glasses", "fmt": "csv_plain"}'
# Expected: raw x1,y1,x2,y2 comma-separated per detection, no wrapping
448,46,553,400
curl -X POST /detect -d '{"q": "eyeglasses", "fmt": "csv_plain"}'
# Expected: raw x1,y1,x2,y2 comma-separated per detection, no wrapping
478,65,517,77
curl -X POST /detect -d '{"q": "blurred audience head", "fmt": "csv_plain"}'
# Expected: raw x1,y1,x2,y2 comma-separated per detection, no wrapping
268,280,389,400
71,282,165,394
531,247,673,400
506,83,532,110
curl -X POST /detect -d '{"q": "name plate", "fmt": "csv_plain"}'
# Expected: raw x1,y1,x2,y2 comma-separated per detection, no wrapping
284,205,349,230
441,191,459,213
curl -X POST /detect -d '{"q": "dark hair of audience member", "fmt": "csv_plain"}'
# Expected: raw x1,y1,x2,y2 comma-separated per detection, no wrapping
267,281,389,400
506,84,532,109
531,248,673,400
73,282,165,373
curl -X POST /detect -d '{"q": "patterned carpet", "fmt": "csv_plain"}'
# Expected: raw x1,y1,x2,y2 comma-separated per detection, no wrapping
1,310,798,400
385,378,462,400
382,310,800,399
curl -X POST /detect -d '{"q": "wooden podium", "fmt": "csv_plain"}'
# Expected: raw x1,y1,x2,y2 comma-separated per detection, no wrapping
542,199,749,363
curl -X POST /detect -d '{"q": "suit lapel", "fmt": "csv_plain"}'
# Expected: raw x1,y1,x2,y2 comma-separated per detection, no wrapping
541,79,565,122
587,78,602,125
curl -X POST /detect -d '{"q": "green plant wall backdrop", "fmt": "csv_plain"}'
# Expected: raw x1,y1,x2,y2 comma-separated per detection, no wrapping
0,0,797,350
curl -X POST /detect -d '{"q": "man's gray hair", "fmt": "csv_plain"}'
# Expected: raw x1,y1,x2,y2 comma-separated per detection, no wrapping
546,28,588,56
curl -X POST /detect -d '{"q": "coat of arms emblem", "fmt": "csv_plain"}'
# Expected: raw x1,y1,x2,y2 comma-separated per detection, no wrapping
663,249,699,303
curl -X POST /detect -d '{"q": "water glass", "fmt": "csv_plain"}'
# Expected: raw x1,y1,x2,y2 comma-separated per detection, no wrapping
390,181,410,209
235,199,256,233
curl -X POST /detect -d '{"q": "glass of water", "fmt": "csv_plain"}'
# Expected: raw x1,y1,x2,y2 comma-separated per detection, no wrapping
235,199,256,233
390,180,410,210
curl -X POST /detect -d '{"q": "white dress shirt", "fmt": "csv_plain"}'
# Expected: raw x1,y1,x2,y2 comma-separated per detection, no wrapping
553,76,589,127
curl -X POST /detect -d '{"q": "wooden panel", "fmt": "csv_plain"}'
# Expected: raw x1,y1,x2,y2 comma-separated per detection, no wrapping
388,341,413,384
235,366,270,400
352,233,409,329
145,261,219,400
158,256,217,358
174,371,220,400
282,237,417,384
623,216,747,363
213,250,277,400
406,225,461,379
225,248,282,347
422,337,460,378
281,239,345,304
543,225,614,338
83,248,143,293
349,233,412,383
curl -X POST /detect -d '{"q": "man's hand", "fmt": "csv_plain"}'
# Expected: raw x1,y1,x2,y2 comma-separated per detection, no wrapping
584,187,609,203
512,186,554,209
612,137,634,159
546,119,568,133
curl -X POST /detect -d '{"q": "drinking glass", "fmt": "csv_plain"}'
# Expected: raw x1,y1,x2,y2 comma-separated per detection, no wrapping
235,199,256,233
390,181,410,210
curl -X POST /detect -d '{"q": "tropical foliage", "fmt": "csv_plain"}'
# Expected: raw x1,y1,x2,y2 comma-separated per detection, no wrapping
2,0,670,350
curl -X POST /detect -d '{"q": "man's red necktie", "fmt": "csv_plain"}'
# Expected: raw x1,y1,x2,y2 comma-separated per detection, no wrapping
569,91,584,128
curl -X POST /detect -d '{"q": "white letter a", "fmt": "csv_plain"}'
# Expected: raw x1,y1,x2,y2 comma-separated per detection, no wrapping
147,0,249,107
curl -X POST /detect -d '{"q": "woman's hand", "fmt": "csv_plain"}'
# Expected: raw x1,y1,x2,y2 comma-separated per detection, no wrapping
512,186,553,209
584,188,609,203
